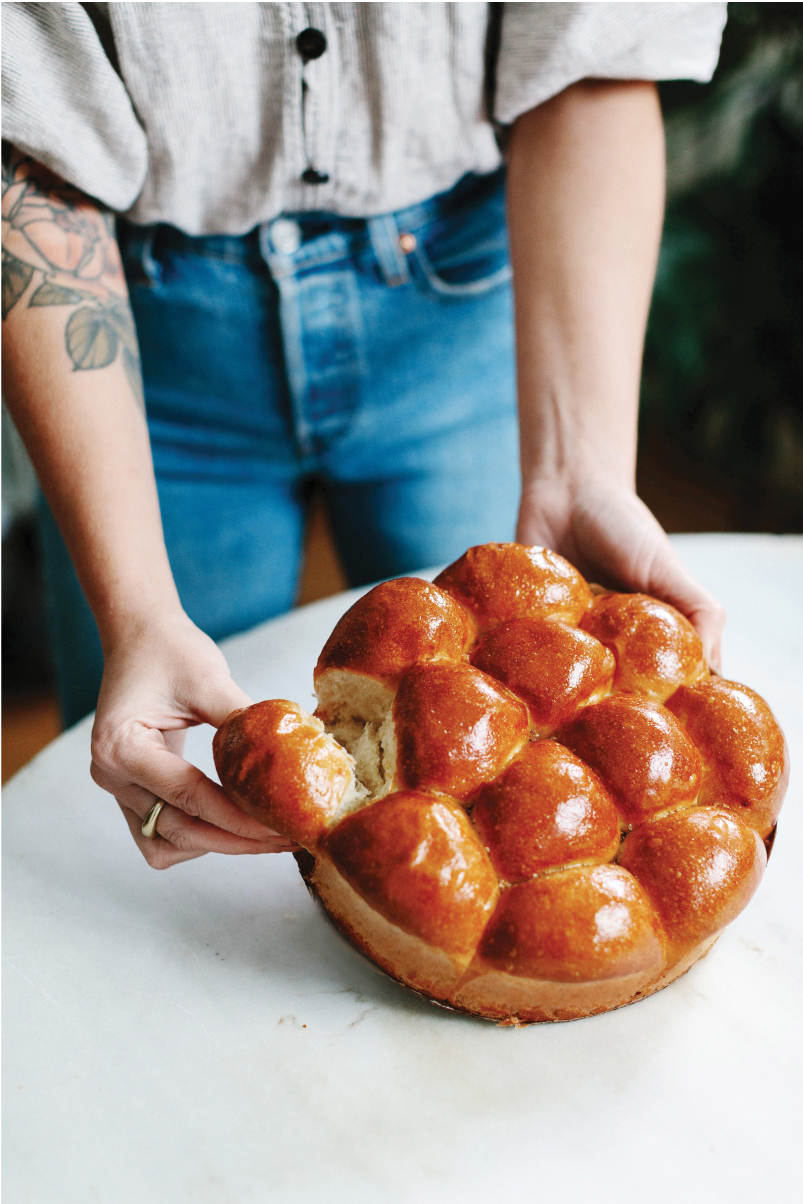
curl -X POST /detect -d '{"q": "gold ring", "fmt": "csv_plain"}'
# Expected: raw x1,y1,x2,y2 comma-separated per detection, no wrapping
141,800,166,838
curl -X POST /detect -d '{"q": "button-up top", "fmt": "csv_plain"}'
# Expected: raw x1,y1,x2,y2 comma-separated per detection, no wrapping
2,2,726,235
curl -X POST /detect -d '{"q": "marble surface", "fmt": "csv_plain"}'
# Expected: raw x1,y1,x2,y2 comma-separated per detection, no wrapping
4,535,803,1204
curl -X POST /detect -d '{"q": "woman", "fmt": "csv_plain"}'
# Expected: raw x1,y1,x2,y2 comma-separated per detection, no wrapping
2,2,727,868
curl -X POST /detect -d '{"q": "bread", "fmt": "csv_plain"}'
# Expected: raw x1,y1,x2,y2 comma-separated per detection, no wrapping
213,542,787,1025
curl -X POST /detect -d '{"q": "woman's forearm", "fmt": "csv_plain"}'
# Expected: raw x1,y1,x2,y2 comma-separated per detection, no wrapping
505,83,725,661
2,150,284,865
1,149,182,649
507,79,665,492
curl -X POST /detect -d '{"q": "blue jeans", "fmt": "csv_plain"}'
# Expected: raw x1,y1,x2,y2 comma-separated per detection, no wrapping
39,169,520,726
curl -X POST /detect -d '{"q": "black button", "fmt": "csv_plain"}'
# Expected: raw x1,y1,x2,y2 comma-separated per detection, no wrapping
296,28,327,61
301,167,330,185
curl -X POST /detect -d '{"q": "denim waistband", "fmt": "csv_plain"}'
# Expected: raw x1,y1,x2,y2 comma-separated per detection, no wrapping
117,168,505,269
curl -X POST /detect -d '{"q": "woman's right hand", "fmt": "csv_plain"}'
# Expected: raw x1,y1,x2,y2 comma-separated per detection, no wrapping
2,151,291,869
90,610,298,870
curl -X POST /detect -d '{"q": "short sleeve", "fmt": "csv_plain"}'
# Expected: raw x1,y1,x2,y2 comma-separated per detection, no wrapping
495,2,728,125
2,2,148,210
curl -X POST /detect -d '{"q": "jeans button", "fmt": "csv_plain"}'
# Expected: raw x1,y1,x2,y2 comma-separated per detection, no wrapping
271,219,302,255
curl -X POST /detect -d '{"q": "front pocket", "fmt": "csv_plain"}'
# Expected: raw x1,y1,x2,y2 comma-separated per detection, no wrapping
412,240,512,298
409,173,512,300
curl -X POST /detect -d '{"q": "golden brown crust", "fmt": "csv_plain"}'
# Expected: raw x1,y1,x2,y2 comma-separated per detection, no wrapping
665,679,789,838
297,849,720,1024
434,543,591,631
452,963,667,1024
310,856,471,999
617,807,766,960
393,662,530,799
471,618,615,734
476,865,665,983
558,694,703,826
471,741,621,880
215,542,787,1025
212,700,354,850
580,592,707,702
324,791,499,957
314,577,473,686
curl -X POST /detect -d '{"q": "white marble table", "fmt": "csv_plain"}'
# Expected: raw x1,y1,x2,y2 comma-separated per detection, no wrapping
4,535,803,1204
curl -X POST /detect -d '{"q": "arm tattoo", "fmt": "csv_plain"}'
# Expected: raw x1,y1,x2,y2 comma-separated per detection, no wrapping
1,148,144,409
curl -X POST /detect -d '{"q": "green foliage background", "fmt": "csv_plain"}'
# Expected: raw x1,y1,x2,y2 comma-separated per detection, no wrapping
644,3,803,520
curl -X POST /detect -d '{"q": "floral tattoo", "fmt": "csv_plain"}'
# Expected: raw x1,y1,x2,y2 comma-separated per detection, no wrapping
1,148,143,408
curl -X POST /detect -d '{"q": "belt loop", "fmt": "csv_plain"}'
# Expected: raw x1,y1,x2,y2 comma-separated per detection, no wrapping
119,222,160,286
367,213,409,288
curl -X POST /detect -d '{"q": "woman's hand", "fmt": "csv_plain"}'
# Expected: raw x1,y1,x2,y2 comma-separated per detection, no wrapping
90,611,297,870
517,475,726,669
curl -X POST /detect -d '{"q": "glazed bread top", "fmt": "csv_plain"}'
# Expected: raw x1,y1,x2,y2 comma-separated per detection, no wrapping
665,678,789,836
581,592,707,702
325,791,499,956
393,662,530,799
471,617,615,735
215,543,787,988
434,543,591,630
315,577,474,686
211,699,359,851
471,741,621,880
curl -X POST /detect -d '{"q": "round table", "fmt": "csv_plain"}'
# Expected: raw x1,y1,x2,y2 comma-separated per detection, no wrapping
4,535,802,1203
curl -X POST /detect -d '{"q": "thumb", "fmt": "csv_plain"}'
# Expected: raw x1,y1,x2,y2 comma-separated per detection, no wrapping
198,676,254,729
645,543,727,672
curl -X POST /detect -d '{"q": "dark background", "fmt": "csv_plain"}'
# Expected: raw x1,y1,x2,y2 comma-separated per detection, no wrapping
3,2,803,775
639,1,803,532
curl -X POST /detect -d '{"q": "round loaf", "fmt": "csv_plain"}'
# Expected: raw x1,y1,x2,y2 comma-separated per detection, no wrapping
214,542,788,1025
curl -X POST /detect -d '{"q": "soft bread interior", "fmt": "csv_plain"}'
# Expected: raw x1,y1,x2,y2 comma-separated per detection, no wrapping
316,669,394,728
315,670,398,812
316,720,369,819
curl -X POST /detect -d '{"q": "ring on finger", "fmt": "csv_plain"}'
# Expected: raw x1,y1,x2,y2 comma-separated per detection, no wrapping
141,800,166,838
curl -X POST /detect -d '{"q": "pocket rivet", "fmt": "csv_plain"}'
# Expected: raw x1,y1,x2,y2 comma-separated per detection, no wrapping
398,232,417,254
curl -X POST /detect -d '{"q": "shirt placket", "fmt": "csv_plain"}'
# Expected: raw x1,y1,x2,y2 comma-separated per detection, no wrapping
289,3,339,198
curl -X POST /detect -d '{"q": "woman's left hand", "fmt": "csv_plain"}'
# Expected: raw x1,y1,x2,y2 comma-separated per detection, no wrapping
517,475,727,670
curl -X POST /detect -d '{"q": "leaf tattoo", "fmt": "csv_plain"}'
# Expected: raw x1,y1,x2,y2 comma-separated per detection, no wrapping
122,346,145,411
2,149,145,409
65,306,119,369
2,249,34,318
104,302,139,354
29,280,91,307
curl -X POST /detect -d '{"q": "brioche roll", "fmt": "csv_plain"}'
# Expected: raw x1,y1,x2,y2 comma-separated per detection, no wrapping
315,577,473,727
665,679,788,839
435,543,591,631
618,807,765,960
393,662,529,799
320,791,499,996
471,617,615,734
213,700,360,851
581,592,706,701
471,741,621,880
559,694,703,826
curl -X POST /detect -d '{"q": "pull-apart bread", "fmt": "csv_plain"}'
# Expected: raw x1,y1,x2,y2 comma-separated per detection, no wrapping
214,543,788,1024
